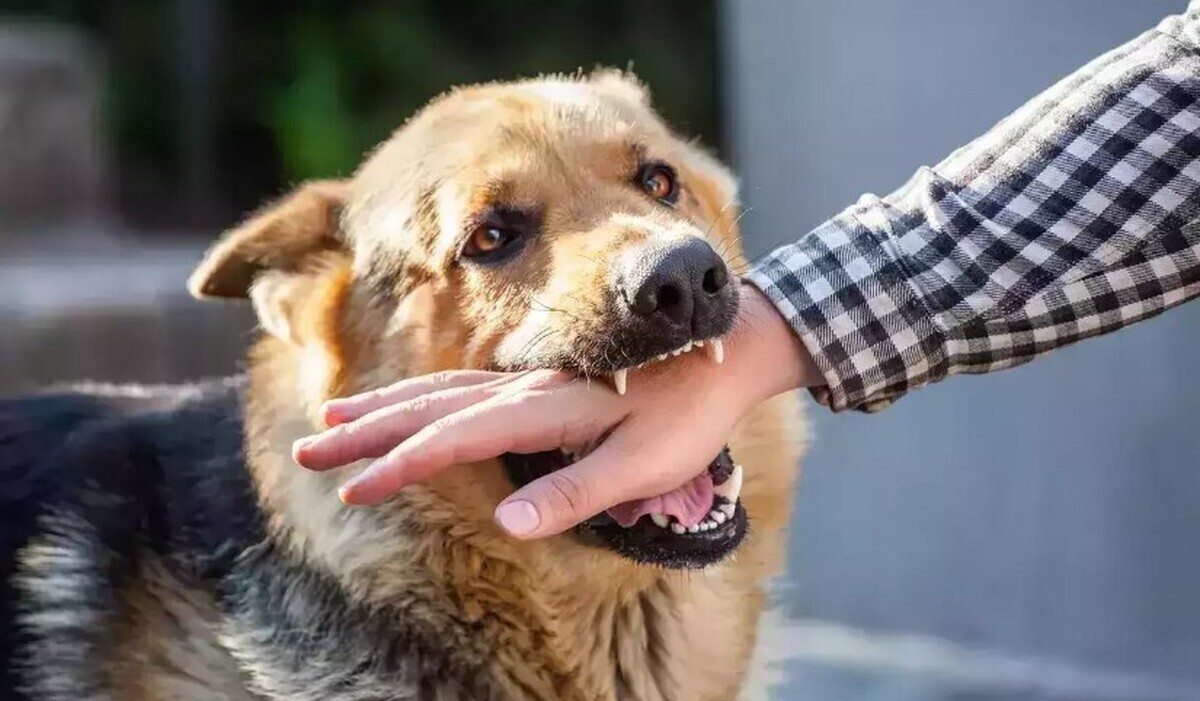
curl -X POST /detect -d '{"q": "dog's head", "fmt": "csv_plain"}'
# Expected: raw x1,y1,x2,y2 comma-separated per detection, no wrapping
190,71,754,569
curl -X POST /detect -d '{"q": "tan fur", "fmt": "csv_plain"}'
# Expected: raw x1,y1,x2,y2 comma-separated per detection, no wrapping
109,560,257,701
192,71,807,700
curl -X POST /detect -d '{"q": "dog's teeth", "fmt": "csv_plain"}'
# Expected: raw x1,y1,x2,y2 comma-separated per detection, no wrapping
650,513,670,528
719,502,736,518
686,523,700,534
613,369,628,396
706,338,725,365
670,522,686,535
713,464,743,503
710,510,726,524
695,340,705,348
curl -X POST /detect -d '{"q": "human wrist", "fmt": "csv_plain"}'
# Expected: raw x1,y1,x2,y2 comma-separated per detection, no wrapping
731,284,823,402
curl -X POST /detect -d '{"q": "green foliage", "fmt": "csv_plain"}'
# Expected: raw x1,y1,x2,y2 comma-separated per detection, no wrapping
0,0,718,221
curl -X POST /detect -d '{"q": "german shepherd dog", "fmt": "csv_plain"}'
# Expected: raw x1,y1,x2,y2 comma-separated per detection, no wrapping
1,71,806,700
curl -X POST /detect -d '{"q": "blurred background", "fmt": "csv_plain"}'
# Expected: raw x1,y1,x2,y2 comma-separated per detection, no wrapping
1,1,1198,699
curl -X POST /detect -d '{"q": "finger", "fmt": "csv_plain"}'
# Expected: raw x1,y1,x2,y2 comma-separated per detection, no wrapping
338,379,623,505
496,429,720,539
294,378,518,470
321,370,512,425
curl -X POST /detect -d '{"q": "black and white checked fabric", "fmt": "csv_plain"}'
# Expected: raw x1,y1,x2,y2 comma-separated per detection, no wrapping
747,2,1200,412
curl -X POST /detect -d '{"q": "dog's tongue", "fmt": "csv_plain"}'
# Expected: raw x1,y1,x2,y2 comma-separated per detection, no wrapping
606,472,714,527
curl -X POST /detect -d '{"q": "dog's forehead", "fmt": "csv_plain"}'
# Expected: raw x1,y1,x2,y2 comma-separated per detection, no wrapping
360,79,671,185
347,79,680,249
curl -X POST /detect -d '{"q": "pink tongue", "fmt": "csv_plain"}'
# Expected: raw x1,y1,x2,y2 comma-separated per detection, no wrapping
606,472,714,528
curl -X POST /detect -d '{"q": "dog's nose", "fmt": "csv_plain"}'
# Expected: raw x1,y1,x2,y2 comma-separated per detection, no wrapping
621,237,731,329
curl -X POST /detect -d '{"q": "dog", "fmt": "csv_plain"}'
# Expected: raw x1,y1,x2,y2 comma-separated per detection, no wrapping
1,70,806,700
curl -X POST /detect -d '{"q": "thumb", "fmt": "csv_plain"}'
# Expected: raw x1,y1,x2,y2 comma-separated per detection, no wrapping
493,430,716,539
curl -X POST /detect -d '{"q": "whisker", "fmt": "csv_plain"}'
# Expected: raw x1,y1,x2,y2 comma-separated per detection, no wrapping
510,327,558,369
703,193,740,241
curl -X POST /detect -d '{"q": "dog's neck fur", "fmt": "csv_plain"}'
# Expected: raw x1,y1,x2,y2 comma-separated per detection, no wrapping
240,325,777,700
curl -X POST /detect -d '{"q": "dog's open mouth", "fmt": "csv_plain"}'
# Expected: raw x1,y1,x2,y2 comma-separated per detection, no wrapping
598,444,742,533
502,445,746,569
502,333,747,568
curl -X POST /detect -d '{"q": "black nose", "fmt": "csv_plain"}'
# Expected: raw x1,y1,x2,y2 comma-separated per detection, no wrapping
621,237,731,330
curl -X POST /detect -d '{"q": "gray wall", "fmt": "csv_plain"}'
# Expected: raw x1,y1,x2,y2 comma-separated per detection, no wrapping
724,0,1200,690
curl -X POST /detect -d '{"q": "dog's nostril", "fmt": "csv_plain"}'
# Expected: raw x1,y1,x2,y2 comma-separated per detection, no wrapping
702,264,728,294
656,283,684,311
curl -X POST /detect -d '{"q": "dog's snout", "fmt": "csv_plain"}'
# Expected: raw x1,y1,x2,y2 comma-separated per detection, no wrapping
620,237,732,331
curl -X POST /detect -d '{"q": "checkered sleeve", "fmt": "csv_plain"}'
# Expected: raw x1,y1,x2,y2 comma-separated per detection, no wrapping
746,3,1200,412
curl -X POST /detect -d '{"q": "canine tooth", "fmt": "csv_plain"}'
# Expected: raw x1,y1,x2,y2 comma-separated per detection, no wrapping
671,522,686,535
719,502,736,518
650,513,670,528
613,369,628,396
713,464,743,503
686,523,700,534
706,338,725,365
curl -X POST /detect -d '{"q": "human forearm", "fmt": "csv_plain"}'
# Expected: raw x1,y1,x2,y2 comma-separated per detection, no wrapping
748,3,1200,412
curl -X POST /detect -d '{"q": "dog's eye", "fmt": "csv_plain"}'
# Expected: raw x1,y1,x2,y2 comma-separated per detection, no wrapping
638,164,679,205
463,225,520,258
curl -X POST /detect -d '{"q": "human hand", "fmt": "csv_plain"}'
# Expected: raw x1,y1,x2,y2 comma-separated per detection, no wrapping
292,285,822,538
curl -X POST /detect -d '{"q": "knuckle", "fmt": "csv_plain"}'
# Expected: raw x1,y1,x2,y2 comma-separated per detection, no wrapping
541,471,590,518
429,370,462,387
538,370,574,388
515,369,569,392
426,414,460,436
400,394,438,419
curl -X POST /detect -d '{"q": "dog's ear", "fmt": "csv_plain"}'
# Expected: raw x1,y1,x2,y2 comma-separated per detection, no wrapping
188,180,350,343
189,180,347,299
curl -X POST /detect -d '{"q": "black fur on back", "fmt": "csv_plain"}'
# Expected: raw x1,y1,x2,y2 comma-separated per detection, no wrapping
0,379,260,698
0,378,503,700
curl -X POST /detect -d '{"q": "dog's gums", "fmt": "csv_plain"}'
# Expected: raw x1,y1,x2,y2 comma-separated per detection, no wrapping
610,337,725,395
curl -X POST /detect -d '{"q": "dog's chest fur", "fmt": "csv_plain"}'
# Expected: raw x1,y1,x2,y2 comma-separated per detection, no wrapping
2,381,795,701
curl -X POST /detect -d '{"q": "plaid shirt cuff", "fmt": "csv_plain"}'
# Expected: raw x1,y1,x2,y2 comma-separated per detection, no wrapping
745,3,1200,413
745,203,949,412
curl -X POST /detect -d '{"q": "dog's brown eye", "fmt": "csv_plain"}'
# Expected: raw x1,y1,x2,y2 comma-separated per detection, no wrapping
638,164,679,205
463,226,519,258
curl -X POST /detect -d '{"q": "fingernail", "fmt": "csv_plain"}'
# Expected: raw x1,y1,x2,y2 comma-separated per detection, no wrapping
494,500,540,536
321,402,346,427
292,436,316,458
